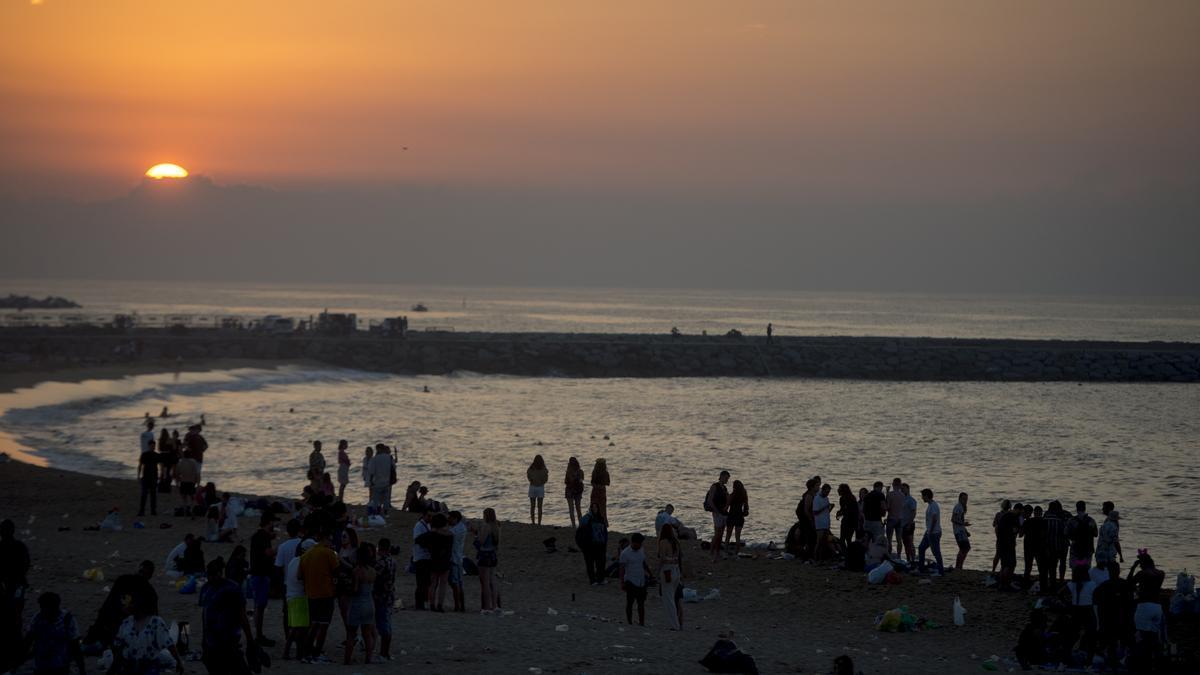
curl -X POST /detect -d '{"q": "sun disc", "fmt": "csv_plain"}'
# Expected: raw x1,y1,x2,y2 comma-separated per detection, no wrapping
145,163,189,179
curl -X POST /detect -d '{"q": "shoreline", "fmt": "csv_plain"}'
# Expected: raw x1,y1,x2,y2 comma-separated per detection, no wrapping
0,363,1035,674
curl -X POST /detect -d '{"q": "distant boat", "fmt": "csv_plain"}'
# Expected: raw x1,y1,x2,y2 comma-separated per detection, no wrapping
411,303,429,312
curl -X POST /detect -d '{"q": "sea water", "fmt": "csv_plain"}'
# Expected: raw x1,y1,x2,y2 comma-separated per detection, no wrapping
2,366,1196,574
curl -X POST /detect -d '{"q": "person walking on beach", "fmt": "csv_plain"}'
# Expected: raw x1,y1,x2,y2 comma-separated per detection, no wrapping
308,441,326,482
657,523,683,631
137,440,160,517
705,471,730,562
835,484,859,550
590,458,610,522
565,457,585,527
1096,502,1123,567
619,533,652,626
862,482,886,543
917,488,944,576
473,508,501,613
1066,501,1098,567
527,454,549,525
336,440,351,502
952,492,971,570
200,557,259,673
724,480,749,552
579,503,609,585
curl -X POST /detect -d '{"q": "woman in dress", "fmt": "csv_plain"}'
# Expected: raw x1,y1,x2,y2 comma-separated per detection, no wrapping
110,588,183,674
336,440,352,502
335,528,360,637
473,508,501,612
657,523,683,630
564,457,585,528
526,455,549,525
590,458,610,522
836,484,859,550
724,480,749,551
343,542,378,665
361,446,374,489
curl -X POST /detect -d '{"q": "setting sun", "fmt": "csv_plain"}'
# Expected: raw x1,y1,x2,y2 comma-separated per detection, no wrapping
145,163,188,179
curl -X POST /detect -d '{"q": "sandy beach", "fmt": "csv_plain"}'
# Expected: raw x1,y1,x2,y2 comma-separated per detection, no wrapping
0,363,1054,674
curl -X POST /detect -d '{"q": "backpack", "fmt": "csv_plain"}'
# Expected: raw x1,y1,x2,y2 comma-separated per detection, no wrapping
703,485,715,512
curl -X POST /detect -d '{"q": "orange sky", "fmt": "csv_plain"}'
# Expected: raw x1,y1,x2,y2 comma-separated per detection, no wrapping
2,0,1198,199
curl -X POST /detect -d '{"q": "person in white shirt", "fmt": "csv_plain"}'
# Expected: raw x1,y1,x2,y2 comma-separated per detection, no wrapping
273,518,303,652
164,534,191,578
284,539,316,661
368,445,396,514
812,484,833,560
618,533,652,626
448,511,468,612
917,488,944,576
654,504,696,540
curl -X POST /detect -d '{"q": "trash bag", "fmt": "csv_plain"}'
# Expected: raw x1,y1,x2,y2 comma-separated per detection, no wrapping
682,587,700,603
953,596,967,626
867,561,894,584
699,639,759,674
877,608,903,632
179,576,199,595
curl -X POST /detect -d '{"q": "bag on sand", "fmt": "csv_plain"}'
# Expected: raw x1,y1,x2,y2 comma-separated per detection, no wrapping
699,639,758,674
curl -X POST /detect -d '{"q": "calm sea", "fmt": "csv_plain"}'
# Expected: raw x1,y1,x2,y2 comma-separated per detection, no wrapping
3,278,1199,341
2,366,1197,575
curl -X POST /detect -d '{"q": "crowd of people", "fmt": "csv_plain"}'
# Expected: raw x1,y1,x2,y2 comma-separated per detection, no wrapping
1,414,1191,674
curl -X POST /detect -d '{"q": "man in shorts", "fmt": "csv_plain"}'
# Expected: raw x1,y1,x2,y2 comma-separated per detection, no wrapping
283,538,314,661
175,454,200,514
618,533,652,626
706,471,730,563
448,511,468,612
298,528,339,664
862,482,887,543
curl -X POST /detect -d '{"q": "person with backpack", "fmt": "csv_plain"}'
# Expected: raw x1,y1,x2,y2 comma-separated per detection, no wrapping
705,471,730,563
1065,500,1098,567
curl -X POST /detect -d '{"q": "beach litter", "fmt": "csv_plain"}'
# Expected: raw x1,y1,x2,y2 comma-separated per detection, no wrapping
698,638,758,674
554,624,569,632
874,606,938,632
82,567,104,581
767,587,790,595
547,607,558,615
953,596,967,626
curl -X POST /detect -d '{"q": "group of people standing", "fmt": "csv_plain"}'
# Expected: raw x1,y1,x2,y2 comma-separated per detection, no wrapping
136,418,208,517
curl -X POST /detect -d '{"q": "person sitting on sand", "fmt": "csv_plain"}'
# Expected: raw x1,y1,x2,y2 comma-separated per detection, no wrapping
21,591,85,675
82,561,156,651
164,533,193,578
1014,608,1049,670
655,504,695,540
111,583,184,675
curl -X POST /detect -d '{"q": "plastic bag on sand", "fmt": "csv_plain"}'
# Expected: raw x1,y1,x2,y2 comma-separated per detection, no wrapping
953,596,966,626
100,512,122,532
83,567,105,582
554,624,569,632
97,649,113,672
867,561,894,584
682,588,700,603
704,588,721,601
877,608,903,632
179,576,199,595
368,515,386,528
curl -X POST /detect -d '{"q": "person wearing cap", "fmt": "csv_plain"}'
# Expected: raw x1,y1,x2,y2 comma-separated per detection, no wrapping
1095,504,1123,567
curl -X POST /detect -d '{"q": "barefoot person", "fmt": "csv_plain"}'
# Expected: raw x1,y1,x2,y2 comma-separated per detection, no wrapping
473,508,501,613
917,488,945,576
812,483,833,561
705,471,730,562
343,543,377,665
564,457,585,528
527,454,549,525
336,440,351,502
657,524,683,631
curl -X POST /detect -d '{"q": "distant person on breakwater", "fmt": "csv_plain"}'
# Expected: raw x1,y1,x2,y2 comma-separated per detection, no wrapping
705,470,730,563
527,454,549,525
336,440,351,502
590,458,610,522
565,457,585,527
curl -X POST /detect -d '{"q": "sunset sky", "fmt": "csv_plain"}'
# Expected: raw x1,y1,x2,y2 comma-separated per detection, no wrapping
1,1,1198,292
